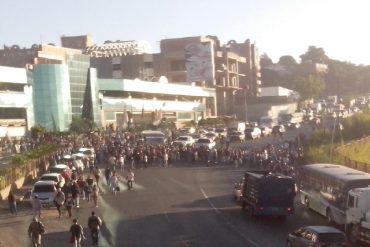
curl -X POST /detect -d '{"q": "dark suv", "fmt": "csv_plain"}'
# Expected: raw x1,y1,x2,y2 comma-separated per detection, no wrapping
287,226,347,247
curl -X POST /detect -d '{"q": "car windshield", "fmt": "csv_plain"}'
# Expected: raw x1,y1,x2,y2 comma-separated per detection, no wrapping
318,233,346,243
34,185,55,193
40,176,58,182
178,137,188,141
49,167,64,173
197,139,210,144
145,137,164,144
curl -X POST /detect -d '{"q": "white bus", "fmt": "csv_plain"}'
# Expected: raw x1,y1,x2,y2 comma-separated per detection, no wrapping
300,164,370,225
141,130,166,145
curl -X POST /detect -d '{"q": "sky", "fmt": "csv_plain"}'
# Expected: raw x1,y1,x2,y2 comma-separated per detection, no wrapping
1,0,369,65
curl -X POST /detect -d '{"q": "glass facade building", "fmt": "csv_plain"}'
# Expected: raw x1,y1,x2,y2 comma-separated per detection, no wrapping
33,64,72,131
66,53,91,117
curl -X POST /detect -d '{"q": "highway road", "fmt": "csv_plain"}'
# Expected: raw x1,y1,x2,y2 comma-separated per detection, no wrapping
8,124,352,247
74,164,330,247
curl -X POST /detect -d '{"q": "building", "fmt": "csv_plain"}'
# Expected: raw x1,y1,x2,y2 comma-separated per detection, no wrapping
97,78,216,128
0,43,99,131
0,66,33,137
87,35,261,120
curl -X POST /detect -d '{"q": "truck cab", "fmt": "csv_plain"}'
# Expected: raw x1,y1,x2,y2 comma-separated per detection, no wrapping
346,187,370,243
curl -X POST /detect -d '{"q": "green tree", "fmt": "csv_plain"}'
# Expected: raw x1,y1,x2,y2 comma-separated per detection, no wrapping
293,74,326,100
278,55,297,68
300,46,329,64
260,53,274,67
69,116,95,133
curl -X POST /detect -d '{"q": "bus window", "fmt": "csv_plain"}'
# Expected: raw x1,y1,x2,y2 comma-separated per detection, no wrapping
347,195,355,208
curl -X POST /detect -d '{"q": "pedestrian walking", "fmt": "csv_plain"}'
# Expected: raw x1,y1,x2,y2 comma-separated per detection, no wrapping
126,169,134,190
65,193,74,218
8,191,17,216
91,184,99,208
54,187,65,218
87,211,102,246
93,168,100,186
109,171,119,194
70,181,80,208
105,166,111,186
28,217,45,247
69,218,85,247
31,195,42,218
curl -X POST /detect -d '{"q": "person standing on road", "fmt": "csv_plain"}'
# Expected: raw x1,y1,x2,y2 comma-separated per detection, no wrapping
126,169,134,190
8,191,17,216
31,195,42,218
54,187,65,218
105,166,111,186
93,168,100,186
91,184,99,208
70,218,85,247
65,193,74,218
109,171,119,194
28,217,45,247
87,211,102,246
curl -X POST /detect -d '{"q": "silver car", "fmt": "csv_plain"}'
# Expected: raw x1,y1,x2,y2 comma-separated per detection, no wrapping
287,226,347,247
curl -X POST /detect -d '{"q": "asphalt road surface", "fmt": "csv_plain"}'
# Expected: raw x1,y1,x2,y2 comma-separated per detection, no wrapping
73,164,331,247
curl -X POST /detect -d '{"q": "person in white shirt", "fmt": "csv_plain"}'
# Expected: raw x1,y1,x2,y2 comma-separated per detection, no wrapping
108,172,119,195
126,170,134,190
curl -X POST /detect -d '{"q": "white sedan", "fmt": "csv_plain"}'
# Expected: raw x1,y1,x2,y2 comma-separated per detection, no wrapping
193,138,216,149
172,136,195,146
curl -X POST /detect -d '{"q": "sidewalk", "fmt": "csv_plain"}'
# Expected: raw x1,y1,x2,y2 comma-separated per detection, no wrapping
0,172,106,246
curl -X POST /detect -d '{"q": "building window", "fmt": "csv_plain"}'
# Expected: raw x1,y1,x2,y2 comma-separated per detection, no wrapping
144,62,153,69
170,60,185,71
112,64,121,70
177,112,192,120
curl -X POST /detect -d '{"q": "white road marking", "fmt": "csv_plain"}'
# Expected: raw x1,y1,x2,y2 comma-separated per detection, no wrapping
163,211,171,222
170,178,195,191
200,188,259,247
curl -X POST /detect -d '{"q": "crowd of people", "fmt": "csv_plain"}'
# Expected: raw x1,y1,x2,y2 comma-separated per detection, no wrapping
4,126,307,246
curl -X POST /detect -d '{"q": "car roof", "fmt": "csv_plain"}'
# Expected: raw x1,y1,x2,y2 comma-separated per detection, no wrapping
34,180,56,186
78,147,94,151
40,173,62,177
304,226,344,234
52,164,68,168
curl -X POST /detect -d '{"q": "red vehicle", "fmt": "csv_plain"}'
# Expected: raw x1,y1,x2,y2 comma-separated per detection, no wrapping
49,164,72,182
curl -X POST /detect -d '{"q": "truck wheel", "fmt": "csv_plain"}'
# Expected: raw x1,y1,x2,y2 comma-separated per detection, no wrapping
327,209,334,224
249,207,255,218
349,224,359,244
304,197,310,210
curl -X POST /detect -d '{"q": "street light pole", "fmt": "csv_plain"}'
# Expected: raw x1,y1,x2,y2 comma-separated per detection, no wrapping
244,86,248,123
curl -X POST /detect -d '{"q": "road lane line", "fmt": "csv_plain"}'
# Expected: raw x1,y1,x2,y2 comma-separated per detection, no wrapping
163,211,171,222
200,188,259,247
170,178,195,192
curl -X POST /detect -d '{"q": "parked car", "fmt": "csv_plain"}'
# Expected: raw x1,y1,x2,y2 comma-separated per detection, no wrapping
78,147,96,161
190,133,203,142
48,164,72,182
204,132,218,141
193,138,216,149
30,181,57,207
272,125,286,136
286,226,347,247
179,127,196,134
244,127,261,140
172,136,195,146
228,131,245,143
62,154,85,171
39,173,65,188
215,128,227,137
259,126,272,137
